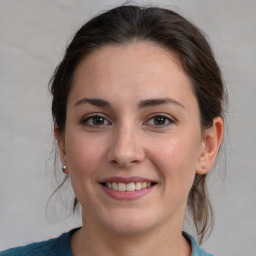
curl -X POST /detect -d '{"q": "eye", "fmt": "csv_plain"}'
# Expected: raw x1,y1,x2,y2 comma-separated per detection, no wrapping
82,115,111,127
145,114,174,126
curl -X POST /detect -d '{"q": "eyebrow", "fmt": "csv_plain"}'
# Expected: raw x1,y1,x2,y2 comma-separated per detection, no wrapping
138,98,185,109
74,97,185,109
74,98,111,107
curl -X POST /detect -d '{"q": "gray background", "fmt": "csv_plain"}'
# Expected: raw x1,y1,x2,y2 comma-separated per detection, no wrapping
0,0,255,255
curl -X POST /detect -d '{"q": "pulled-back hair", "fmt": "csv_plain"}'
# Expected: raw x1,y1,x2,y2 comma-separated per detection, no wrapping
50,5,226,244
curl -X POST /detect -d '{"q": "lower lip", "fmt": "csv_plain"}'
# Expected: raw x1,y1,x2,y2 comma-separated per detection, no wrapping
100,184,155,200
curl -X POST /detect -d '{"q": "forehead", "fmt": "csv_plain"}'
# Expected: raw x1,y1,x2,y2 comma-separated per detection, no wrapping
69,41,196,108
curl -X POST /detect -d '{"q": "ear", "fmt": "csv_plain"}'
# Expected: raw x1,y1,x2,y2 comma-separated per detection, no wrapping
54,126,69,174
196,117,224,175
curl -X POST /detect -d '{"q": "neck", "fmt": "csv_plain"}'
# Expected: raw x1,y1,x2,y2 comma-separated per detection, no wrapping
71,214,191,256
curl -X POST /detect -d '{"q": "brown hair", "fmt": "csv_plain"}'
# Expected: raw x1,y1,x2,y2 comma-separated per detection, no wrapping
50,5,227,244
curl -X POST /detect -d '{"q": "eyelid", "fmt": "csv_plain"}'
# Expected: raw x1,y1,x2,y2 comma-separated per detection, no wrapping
144,113,175,126
81,113,112,126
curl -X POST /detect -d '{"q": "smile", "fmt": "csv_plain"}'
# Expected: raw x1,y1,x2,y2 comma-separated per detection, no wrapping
103,181,155,192
100,177,157,200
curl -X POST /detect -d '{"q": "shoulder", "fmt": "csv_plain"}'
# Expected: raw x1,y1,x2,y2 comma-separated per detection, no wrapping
183,232,214,256
0,229,78,256
1,238,62,256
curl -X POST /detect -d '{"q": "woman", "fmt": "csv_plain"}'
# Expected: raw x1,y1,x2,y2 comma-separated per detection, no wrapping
1,5,226,256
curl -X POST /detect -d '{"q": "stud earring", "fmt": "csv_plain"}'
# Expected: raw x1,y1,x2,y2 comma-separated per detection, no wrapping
62,165,67,173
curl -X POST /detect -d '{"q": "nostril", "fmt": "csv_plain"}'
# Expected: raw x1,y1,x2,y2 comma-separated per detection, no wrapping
111,159,118,165
110,159,140,167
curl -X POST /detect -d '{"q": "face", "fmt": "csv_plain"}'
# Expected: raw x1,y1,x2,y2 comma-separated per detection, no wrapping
58,42,208,235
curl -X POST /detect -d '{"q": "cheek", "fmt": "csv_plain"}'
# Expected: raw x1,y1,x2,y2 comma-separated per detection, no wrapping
148,134,201,188
65,131,105,177
64,131,107,207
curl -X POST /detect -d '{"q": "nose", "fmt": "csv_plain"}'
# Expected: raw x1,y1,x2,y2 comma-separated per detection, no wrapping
107,123,145,168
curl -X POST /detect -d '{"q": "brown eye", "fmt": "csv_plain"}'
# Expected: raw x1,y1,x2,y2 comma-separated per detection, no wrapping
82,115,111,126
92,116,105,125
146,114,174,127
154,116,167,125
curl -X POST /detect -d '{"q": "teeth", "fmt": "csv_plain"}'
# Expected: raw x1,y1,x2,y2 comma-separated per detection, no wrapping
118,182,126,191
135,182,142,190
127,182,136,192
142,182,147,189
112,182,118,190
105,181,154,191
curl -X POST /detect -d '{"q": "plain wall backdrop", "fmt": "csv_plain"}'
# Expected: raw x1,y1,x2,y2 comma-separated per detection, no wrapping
0,0,255,255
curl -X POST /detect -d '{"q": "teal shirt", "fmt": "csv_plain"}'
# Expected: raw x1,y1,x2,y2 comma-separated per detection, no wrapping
1,229,213,256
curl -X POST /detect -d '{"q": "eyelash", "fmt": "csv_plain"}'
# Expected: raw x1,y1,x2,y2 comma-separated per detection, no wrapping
81,114,111,127
81,113,175,128
145,113,175,127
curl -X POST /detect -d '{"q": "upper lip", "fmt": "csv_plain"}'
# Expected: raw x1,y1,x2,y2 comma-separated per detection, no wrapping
100,176,157,184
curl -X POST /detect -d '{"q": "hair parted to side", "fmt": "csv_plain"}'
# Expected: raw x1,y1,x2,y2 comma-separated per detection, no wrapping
50,5,227,244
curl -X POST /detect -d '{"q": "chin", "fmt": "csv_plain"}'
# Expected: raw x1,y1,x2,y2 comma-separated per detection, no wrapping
100,209,158,236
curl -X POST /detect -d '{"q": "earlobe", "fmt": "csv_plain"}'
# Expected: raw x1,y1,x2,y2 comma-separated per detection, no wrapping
54,126,68,172
196,117,224,175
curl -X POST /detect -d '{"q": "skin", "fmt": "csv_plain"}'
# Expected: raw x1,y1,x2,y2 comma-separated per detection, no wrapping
55,41,223,256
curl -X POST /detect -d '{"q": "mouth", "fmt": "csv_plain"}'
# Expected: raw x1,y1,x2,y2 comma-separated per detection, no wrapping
99,176,158,200
101,181,157,192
